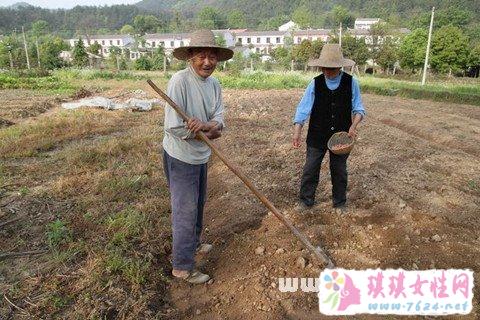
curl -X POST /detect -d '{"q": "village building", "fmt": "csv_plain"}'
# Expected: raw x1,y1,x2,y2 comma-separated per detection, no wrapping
234,30,286,54
68,34,134,56
354,18,381,30
292,29,331,44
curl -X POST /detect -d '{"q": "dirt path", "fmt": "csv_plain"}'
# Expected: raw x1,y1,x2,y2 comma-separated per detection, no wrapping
166,90,479,319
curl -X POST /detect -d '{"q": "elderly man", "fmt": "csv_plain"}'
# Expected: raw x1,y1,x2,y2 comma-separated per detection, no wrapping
292,44,365,214
163,30,233,284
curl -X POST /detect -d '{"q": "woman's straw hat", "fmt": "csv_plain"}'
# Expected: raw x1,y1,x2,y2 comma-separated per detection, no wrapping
173,29,234,61
308,43,355,68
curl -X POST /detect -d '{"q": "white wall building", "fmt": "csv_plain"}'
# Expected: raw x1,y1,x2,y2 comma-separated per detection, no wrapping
143,33,190,52
354,18,381,30
69,34,134,56
234,31,286,54
293,29,331,44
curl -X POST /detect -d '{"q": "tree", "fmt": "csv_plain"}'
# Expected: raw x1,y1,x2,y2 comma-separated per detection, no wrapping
342,35,370,66
87,41,102,56
409,8,472,30
120,24,134,35
399,28,427,72
197,6,224,29
271,46,291,70
108,46,122,69
292,5,313,29
0,35,23,68
151,47,166,70
258,15,289,31
468,44,480,67
39,35,69,69
72,37,88,67
215,35,226,47
227,51,246,75
327,5,355,28
227,10,246,28
31,20,49,37
430,25,469,74
375,37,399,73
134,55,152,70
134,15,161,35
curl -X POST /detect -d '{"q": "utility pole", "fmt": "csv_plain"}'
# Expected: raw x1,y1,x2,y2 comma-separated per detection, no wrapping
163,52,167,73
22,26,31,70
422,7,435,86
35,38,41,68
339,22,342,47
7,45,14,69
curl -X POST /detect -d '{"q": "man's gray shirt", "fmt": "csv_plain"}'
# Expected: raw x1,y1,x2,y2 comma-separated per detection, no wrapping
163,66,225,165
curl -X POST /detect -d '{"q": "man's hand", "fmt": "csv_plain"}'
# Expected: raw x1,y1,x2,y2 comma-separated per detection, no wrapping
292,123,303,148
187,118,211,133
348,125,358,139
204,125,222,140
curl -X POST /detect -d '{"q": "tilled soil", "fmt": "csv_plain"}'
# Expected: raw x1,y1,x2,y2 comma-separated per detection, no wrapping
166,89,480,319
0,87,478,319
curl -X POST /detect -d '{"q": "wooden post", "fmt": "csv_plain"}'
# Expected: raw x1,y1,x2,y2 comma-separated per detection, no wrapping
339,22,342,47
22,26,30,70
8,50,14,69
35,38,41,68
421,7,435,86
163,52,167,73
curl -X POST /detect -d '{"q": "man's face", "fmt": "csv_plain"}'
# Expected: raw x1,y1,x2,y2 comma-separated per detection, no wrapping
189,48,218,78
322,67,341,79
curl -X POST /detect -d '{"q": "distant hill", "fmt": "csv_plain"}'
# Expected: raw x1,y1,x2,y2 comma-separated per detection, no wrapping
0,0,477,40
8,2,33,9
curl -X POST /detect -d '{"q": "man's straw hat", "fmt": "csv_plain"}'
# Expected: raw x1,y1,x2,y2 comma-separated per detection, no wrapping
308,43,355,68
173,29,234,61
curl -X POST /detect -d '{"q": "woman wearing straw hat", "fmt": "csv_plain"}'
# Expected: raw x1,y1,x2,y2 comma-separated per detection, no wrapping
292,43,366,214
162,29,233,284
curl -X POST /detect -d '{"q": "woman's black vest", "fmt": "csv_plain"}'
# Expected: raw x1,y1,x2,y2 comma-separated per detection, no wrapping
306,73,353,149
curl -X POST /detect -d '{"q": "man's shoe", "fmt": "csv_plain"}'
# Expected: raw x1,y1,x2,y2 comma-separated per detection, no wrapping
196,243,213,254
172,269,210,284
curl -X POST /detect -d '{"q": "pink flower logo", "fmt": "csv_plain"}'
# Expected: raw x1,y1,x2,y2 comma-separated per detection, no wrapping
322,272,361,311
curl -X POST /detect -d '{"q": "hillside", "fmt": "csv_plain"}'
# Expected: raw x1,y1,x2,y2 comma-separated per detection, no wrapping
0,0,478,39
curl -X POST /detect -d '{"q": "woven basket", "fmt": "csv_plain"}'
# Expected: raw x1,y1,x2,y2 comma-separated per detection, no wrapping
327,131,355,155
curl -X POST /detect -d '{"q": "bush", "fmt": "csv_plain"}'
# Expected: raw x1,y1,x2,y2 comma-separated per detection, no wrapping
134,56,152,71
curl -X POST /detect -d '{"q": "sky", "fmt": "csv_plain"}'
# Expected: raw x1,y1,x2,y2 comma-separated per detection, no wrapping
0,0,139,9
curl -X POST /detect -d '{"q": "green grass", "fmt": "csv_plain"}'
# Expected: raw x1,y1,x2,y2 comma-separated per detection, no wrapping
217,70,311,89
46,219,72,248
359,75,480,106
214,70,480,106
53,68,150,81
105,208,146,246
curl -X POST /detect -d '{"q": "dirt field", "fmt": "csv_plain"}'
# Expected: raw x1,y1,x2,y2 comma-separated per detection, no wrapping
0,83,479,319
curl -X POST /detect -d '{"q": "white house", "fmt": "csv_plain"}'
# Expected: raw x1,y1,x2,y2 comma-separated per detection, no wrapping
143,33,190,52
279,20,299,32
354,18,380,30
292,29,330,44
69,34,134,56
234,30,286,54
